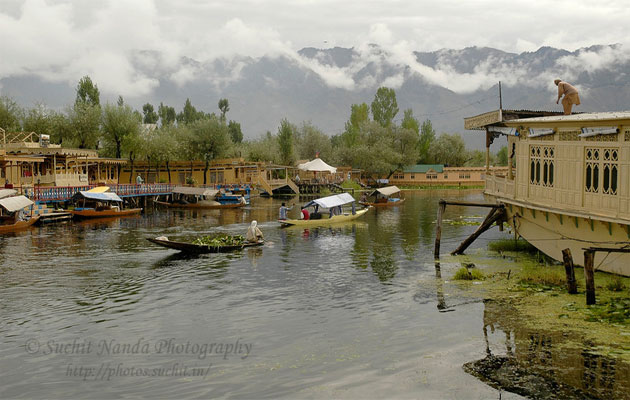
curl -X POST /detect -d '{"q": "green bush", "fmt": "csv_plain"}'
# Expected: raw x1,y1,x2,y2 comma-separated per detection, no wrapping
453,267,484,280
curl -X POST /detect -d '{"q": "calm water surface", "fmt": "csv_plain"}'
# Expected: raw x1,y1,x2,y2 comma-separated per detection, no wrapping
0,190,626,399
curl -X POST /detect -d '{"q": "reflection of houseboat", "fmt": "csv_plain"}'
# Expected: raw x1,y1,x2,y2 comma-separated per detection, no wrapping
0,189,39,233
155,186,247,209
360,186,405,207
465,109,630,276
70,189,142,218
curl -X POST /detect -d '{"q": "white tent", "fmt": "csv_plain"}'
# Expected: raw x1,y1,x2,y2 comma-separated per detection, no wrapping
297,158,337,173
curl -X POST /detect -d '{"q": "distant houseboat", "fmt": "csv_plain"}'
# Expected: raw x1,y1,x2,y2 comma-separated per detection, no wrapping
155,186,247,209
465,109,630,276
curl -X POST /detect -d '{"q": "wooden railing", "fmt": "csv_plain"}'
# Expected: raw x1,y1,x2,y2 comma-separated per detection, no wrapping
26,183,177,202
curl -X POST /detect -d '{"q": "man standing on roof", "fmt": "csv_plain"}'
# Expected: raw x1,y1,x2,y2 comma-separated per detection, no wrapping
554,79,580,115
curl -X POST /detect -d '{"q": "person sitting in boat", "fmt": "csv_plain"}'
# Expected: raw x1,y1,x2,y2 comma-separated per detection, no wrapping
246,220,264,243
311,205,322,219
360,192,367,203
279,202,293,220
300,206,310,220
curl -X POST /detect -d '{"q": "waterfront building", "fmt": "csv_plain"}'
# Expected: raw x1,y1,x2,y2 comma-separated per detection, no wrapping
465,109,630,276
0,129,126,190
387,164,508,186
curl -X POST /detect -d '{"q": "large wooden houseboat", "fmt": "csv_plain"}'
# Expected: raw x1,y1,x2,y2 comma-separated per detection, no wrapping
466,109,630,276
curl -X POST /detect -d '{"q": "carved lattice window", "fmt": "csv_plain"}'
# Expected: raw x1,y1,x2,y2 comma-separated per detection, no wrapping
529,145,554,187
585,147,618,195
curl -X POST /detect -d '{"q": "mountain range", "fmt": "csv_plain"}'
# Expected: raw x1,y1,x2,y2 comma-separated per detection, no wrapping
2,44,629,150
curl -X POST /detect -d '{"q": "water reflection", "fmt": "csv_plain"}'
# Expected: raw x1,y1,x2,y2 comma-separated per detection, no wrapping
465,299,630,399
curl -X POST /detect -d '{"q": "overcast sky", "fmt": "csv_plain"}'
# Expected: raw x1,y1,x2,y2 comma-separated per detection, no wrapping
1,0,629,98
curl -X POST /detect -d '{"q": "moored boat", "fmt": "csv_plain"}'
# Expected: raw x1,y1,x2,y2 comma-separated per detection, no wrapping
465,109,630,276
70,190,141,219
0,190,40,233
155,186,248,209
279,192,370,226
359,186,405,207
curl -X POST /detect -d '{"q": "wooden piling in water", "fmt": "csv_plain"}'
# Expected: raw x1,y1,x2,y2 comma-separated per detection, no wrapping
562,248,578,294
451,206,505,255
434,200,446,259
583,249,596,305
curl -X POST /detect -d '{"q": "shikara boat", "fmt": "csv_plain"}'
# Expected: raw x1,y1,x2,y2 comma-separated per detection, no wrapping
155,186,248,209
0,190,40,233
147,237,264,253
359,186,405,207
279,192,370,227
70,190,142,219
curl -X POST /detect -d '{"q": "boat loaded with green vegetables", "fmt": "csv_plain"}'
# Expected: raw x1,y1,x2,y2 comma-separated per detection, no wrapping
147,233,263,253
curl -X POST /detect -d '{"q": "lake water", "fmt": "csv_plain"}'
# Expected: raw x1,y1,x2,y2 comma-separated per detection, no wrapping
0,190,627,399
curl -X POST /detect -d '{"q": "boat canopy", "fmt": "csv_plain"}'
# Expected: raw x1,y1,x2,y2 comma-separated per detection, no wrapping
297,158,337,173
73,191,123,202
369,186,401,197
0,189,18,199
87,186,111,193
304,192,355,209
0,195,33,212
172,186,219,197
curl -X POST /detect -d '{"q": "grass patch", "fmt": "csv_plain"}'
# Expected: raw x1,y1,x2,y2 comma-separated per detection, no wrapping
605,276,627,292
453,267,484,280
517,264,568,289
340,180,362,191
488,238,538,253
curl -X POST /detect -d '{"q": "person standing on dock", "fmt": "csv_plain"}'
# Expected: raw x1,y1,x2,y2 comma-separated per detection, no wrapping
279,202,293,220
554,79,580,115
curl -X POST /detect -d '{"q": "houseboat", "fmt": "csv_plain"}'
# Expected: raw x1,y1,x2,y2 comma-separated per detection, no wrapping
465,109,630,276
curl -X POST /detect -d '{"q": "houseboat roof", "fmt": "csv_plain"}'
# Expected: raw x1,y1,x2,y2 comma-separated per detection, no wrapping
464,109,566,130
505,110,630,125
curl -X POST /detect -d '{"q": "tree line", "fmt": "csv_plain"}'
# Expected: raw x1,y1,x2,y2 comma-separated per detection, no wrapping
0,76,507,183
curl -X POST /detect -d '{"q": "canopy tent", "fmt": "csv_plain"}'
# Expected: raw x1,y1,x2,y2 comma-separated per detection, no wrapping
73,191,123,202
368,186,401,197
87,186,111,193
172,186,219,197
0,189,18,199
304,192,355,209
0,195,33,212
297,158,337,173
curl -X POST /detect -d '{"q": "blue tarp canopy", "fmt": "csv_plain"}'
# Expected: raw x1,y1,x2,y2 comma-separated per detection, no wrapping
73,191,123,202
304,192,355,209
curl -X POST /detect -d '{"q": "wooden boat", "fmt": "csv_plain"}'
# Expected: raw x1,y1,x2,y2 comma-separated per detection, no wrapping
359,186,405,207
0,191,40,233
147,237,264,253
279,193,370,226
70,190,142,219
279,207,369,226
155,186,247,209
0,215,40,233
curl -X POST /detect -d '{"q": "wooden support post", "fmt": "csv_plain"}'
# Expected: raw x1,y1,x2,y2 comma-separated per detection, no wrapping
562,248,577,294
583,249,596,305
451,207,505,255
434,200,446,259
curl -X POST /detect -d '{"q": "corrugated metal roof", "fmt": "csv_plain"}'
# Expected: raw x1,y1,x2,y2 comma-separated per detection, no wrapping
403,164,444,173
0,195,33,212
